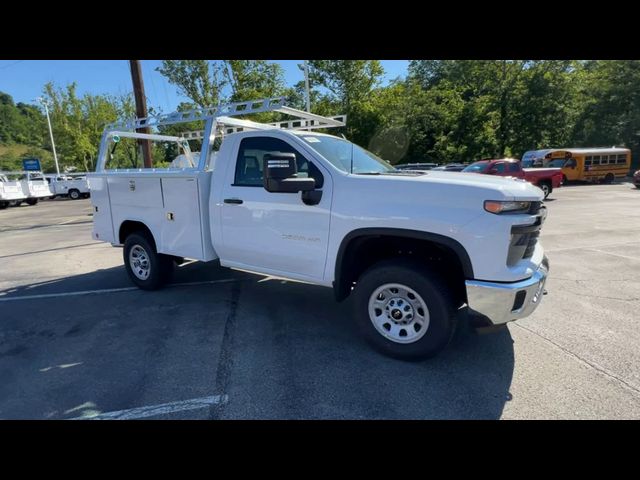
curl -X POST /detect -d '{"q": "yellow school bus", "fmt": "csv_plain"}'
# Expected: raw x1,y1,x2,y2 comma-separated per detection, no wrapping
544,147,631,183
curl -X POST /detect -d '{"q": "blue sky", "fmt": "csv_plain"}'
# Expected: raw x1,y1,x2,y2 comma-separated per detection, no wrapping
0,60,409,113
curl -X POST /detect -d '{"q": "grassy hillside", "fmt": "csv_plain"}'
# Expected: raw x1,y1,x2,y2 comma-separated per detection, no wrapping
0,143,54,172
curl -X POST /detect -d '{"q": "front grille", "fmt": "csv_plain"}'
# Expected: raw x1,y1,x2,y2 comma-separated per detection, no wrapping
522,230,540,259
528,201,542,215
507,216,543,266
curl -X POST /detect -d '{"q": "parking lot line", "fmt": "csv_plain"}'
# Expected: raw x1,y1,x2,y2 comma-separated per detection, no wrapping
545,240,640,253
0,278,243,303
584,249,640,262
70,395,228,420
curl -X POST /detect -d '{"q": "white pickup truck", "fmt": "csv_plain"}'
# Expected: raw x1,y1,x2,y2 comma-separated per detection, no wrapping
15,171,53,205
0,174,26,209
45,174,91,200
89,97,549,359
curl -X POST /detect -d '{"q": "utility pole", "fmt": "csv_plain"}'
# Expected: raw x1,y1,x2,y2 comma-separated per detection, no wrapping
129,60,153,168
36,98,61,175
303,60,311,113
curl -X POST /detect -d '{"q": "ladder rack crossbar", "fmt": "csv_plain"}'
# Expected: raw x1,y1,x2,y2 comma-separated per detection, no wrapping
105,97,346,135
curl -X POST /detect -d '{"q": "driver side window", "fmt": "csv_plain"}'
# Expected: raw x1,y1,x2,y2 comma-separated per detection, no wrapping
234,137,324,188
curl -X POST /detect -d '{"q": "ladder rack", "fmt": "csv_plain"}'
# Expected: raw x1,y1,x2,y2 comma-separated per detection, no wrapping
105,96,346,133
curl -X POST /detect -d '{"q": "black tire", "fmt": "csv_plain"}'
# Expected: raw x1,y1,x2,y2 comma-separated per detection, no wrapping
82,193,90,199
26,198,38,206
50,195,56,200
351,258,456,360
562,174,568,184
539,182,551,199
14,200,22,207
603,173,615,184
123,232,174,290
0,201,8,210
69,189,80,200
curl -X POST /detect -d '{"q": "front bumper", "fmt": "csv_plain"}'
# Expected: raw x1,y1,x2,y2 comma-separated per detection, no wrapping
465,256,549,325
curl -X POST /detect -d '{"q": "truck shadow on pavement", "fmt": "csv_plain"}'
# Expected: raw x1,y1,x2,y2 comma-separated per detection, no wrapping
0,261,515,420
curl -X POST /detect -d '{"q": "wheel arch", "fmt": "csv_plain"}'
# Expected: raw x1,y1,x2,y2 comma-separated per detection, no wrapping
118,220,157,250
333,228,474,302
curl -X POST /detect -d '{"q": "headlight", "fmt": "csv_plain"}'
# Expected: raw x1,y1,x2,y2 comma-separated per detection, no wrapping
484,200,531,214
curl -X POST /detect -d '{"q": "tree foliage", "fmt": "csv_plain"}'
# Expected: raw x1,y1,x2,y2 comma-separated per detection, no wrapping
3,60,640,173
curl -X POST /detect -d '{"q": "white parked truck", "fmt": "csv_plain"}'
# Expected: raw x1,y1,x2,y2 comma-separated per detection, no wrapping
45,174,91,200
89,97,549,359
0,174,26,209
12,171,53,205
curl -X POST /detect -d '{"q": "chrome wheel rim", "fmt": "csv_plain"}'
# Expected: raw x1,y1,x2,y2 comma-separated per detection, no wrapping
368,283,430,344
129,245,150,280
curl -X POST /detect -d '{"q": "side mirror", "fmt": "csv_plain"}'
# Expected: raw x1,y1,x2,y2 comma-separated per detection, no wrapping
263,152,315,193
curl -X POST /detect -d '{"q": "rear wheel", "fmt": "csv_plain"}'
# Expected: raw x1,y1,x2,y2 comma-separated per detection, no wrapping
69,189,80,200
0,201,8,210
26,198,38,206
603,173,615,184
14,200,22,207
352,259,456,360
123,232,174,290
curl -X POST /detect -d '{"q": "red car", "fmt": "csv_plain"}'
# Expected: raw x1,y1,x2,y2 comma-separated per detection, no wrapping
463,158,563,199
634,170,640,189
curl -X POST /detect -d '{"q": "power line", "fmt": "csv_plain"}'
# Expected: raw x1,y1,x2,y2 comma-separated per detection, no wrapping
0,60,24,70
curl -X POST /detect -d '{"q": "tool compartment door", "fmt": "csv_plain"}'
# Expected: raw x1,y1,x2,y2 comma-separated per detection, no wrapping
160,176,203,259
88,175,116,243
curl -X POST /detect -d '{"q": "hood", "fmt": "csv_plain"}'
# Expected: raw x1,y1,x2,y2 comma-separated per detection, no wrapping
356,170,544,201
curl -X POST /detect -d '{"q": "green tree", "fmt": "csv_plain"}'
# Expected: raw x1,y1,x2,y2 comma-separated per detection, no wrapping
570,60,640,167
156,60,228,108
43,82,124,171
306,60,385,144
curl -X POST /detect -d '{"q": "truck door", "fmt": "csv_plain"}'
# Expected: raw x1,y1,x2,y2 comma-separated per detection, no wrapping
488,161,507,176
508,162,525,179
218,135,332,281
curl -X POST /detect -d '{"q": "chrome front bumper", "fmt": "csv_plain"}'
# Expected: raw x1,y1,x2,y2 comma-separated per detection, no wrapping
465,257,549,325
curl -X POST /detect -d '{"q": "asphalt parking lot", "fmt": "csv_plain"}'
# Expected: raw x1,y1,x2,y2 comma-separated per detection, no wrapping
1,183,639,419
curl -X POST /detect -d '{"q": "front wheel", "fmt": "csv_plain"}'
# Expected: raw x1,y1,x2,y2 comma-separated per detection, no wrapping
68,189,80,200
123,232,174,290
352,259,456,360
26,198,38,206
539,182,551,199
603,173,615,184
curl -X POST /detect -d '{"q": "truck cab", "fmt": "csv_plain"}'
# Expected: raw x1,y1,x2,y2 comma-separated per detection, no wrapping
89,97,549,360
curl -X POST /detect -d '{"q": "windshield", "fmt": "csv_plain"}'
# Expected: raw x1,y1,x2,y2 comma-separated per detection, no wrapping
462,162,488,173
546,159,566,168
299,135,396,174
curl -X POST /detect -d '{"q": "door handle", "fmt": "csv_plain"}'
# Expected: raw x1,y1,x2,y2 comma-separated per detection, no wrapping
224,198,243,205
